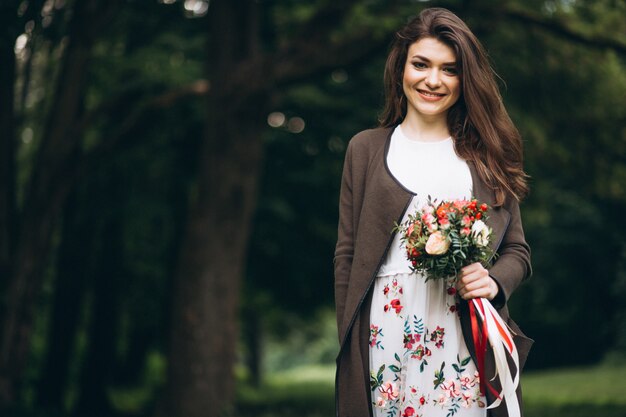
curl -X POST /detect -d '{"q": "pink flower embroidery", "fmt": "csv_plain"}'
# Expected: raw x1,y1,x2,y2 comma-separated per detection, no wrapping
379,381,399,401
442,380,460,399
369,325,383,348
430,326,445,348
410,344,431,360
403,333,421,350
461,392,473,408
459,373,475,389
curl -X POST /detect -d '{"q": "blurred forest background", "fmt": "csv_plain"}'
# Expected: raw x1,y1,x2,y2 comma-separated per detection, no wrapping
0,0,625,416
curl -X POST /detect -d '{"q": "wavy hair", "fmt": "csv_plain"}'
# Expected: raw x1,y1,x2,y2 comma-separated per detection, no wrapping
379,8,529,205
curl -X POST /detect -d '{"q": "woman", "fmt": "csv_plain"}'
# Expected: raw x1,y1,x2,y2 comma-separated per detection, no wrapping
334,8,533,417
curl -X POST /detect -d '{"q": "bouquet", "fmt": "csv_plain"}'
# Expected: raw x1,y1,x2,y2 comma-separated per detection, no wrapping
395,197,522,417
394,197,494,280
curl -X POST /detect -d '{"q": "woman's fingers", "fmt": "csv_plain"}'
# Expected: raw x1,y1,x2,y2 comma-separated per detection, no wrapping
457,263,498,300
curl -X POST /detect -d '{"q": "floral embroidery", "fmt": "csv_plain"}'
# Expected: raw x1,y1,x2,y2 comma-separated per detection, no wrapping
374,380,401,415
403,332,421,350
429,356,485,416
370,324,385,349
429,326,445,349
433,362,445,389
383,279,405,316
370,274,486,417
411,344,432,362
384,298,404,315
383,278,404,297
444,279,462,317
401,406,416,417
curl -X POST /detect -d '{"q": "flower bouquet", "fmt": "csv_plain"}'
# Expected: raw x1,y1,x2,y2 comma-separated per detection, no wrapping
394,197,494,281
394,197,521,417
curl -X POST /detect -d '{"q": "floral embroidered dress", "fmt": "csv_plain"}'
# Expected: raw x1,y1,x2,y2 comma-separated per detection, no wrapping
370,126,487,417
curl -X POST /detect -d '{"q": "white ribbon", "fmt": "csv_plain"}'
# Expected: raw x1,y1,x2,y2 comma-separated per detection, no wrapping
471,298,520,417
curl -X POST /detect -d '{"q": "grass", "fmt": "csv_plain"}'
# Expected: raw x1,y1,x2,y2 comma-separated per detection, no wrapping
523,364,626,417
236,363,626,417
237,366,335,417
523,364,626,405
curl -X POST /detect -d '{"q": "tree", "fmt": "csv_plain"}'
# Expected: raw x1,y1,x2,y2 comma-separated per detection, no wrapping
158,2,403,415
0,0,124,406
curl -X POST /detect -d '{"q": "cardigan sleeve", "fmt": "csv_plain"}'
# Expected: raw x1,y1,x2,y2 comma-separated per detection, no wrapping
488,198,532,309
334,141,355,340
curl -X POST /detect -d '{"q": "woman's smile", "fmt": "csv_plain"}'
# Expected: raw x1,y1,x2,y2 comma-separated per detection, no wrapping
416,89,447,101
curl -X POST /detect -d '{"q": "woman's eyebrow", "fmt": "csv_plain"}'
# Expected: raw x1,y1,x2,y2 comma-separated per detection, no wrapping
411,54,457,66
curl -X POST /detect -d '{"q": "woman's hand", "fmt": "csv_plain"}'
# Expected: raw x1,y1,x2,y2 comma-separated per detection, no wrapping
456,262,499,300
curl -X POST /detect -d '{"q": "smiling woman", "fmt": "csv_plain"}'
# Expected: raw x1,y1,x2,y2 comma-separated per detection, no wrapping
334,7,532,417
402,38,461,135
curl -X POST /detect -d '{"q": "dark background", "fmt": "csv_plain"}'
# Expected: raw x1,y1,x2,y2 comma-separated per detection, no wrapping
1,0,625,416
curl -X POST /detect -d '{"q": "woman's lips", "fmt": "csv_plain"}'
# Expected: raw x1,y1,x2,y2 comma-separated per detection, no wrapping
417,89,446,101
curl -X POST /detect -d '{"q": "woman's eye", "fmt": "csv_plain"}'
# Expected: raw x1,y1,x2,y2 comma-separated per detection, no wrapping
412,61,427,69
443,67,458,75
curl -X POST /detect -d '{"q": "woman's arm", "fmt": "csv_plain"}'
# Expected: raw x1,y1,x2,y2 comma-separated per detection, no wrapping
488,199,532,308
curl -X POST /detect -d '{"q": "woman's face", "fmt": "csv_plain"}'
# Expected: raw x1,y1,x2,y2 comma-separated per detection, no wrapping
402,37,461,121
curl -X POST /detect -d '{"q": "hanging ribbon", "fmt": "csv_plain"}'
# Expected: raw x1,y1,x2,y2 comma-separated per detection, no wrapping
469,298,520,417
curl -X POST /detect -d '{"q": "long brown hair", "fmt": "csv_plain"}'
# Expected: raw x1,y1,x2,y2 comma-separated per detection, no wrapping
379,8,529,205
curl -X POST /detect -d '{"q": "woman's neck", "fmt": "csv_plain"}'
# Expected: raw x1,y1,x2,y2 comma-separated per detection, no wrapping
400,112,450,142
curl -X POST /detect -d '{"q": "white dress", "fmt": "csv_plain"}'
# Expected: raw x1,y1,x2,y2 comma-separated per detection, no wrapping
370,126,487,417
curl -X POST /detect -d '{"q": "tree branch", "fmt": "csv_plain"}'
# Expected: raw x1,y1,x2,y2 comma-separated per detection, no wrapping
217,2,402,107
75,80,210,135
502,7,626,56
77,80,210,166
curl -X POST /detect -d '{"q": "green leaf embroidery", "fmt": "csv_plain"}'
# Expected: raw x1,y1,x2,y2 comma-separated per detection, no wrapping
433,362,446,388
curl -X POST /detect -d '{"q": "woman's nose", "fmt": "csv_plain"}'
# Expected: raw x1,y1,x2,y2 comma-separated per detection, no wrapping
425,70,442,88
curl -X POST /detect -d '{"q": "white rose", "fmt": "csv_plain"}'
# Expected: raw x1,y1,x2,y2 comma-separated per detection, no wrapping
425,231,450,255
471,220,491,247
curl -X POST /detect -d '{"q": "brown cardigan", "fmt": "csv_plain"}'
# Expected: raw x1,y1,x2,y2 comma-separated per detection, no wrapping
334,127,533,417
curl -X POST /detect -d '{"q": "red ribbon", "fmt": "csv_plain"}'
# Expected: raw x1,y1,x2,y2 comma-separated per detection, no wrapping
469,299,502,401
469,300,487,395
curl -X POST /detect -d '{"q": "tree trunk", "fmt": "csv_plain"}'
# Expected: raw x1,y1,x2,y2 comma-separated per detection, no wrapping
73,215,122,417
157,2,267,416
0,53,87,410
36,189,93,411
0,0,117,406
0,1,19,311
0,2,24,406
160,104,265,417
243,309,263,387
